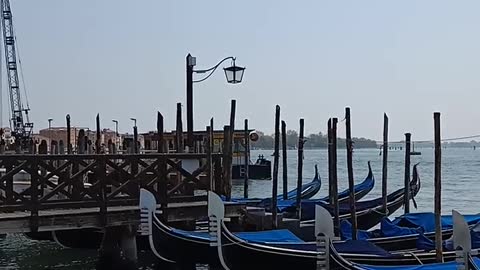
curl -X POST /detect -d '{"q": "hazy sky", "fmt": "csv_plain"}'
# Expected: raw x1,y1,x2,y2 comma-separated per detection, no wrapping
4,0,480,141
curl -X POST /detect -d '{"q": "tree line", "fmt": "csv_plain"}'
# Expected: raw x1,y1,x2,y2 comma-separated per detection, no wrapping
250,130,378,149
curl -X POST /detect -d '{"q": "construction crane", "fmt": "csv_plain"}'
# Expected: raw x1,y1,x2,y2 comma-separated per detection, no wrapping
0,0,33,147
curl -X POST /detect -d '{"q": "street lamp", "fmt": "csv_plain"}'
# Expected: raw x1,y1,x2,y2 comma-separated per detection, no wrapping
48,118,53,153
186,54,245,147
130,118,137,127
112,119,119,151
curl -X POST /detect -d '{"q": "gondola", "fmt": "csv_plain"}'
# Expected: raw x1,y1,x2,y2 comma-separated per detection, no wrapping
231,165,322,205
301,164,421,231
212,191,480,270
275,162,376,215
331,210,480,269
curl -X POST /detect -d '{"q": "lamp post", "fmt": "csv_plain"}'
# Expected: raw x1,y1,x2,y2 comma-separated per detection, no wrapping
112,119,119,151
186,54,245,148
48,118,53,153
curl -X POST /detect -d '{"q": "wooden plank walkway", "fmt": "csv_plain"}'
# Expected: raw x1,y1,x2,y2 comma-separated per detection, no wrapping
0,201,245,234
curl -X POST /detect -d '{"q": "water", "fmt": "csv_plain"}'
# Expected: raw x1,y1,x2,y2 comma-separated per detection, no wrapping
1,147,479,269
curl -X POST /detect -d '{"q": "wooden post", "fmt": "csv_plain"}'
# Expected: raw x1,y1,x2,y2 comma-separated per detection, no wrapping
66,114,72,154
209,118,214,192
345,107,357,240
176,103,184,153
434,112,443,262
404,133,411,214
157,112,164,153
382,113,389,213
244,119,249,199
96,114,101,154
332,118,339,236
327,119,333,204
296,118,305,219
281,120,288,200
228,99,236,183
133,126,139,154
229,99,236,138
157,112,167,211
222,125,232,200
272,105,280,229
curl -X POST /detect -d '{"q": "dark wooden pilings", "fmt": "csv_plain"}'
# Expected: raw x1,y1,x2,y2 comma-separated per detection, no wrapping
208,118,214,193
133,126,139,154
332,118,339,235
272,105,281,229
345,107,357,240
404,133,411,214
382,114,389,213
186,54,194,148
176,103,184,153
244,119,249,199
157,112,167,212
328,119,333,205
434,112,443,262
328,118,340,235
223,125,233,200
66,114,72,154
281,120,288,200
96,114,101,155
229,100,236,143
296,118,305,219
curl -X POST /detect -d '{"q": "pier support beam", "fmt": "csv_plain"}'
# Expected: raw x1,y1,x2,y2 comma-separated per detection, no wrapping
120,225,138,263
96,226,137,270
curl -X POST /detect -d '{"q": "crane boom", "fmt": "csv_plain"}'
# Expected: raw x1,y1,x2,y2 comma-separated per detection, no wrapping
0,0,32,145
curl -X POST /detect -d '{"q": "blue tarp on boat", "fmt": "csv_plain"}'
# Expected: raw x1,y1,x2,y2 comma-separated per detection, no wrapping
235,229,304,243
357,260,469,270
340,220,374,240
416,223,480,251
334,240,393,256
171,227,303,243
391,213,480,232
342,213,480,240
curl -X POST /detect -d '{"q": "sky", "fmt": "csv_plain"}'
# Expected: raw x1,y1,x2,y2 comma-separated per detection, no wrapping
2,0,480,142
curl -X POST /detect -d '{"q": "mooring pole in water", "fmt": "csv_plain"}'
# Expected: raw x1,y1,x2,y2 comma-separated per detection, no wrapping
332,118,340,236
328,119,333,204
223,125,233,200
157,112,167,217
345,107,357,240
296,118,305,220
404,133,411,214
382,113,389,214
281,120,288,200
434,112,443,262
226,100,236,197
272,105,281,229
244,119,249,199
209,118,215,193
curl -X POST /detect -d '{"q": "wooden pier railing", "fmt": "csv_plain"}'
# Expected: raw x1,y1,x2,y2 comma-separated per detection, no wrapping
0,153,224,231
